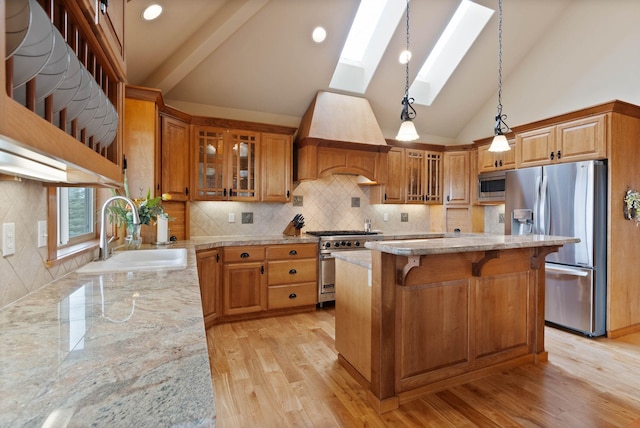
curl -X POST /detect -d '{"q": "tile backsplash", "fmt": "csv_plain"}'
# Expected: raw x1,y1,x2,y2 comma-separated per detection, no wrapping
0,179,94,309
191,174,433,236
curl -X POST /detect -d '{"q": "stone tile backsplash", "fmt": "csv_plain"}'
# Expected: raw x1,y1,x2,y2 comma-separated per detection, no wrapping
190,174,434,236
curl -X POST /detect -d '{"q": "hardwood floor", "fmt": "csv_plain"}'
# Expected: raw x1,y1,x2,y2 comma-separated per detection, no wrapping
206,307,640,427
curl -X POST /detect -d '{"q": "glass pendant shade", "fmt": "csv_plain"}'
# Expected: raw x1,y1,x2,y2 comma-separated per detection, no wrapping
396,120,419,141
488,134,510,152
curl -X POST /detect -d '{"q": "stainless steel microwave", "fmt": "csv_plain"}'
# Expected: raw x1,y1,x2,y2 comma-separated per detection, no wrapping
478,171,506,202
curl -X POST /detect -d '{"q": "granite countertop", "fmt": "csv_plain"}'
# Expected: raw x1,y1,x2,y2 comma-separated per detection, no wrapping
332,250,372,269
0,234,325,427
365,233,580,256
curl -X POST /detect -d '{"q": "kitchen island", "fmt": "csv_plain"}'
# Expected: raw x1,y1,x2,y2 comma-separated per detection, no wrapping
334,234,579,413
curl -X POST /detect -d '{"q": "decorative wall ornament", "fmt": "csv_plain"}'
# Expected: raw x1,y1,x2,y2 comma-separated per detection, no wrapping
623,188,640,223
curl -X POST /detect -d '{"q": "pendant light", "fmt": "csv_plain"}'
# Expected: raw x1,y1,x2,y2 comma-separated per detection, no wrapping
395,0,419,142
488,0,511,152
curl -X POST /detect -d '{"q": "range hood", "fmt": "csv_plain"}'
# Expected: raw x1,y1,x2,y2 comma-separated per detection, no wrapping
295,91,390,182
296,91,389,152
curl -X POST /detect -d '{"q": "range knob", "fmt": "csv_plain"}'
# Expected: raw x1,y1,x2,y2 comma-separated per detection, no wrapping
354,241,361,247
340,241,347,247
324,242,331,249
334,241,340,248
346,241,352,247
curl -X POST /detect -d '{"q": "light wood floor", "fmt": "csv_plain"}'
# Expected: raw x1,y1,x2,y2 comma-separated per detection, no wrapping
206,307,640,427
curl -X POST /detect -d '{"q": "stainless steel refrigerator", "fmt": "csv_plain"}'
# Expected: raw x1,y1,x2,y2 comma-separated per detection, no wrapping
505,160,607,336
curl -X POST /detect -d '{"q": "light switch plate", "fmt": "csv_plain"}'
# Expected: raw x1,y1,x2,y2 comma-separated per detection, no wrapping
228,213,235,223
3,223,16,256
38,221,47,248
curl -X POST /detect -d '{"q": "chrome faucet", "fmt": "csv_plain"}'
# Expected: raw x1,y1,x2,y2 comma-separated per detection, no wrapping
99,196,140,261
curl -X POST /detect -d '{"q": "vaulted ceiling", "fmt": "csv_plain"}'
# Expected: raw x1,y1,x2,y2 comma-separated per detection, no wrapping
124,0,573,145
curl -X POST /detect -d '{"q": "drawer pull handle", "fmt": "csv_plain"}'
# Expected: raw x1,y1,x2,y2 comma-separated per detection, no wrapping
289,250,297,256
289,293,297,299
240,252,250,258
289,269,297,275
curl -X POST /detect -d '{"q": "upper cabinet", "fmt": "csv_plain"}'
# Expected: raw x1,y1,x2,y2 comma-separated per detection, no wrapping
1,0,127,185
372,146,442,205
161,114,191,201
443,150,470,205
517,114,606,168
193,126,260,201
477,138,516,173
261,133,292,202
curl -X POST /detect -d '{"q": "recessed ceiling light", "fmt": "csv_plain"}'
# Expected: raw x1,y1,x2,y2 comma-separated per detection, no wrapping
142,4,163,21
312,26,326,43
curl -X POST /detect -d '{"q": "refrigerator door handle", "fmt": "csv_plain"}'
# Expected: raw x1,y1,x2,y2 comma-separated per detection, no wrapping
546,264,589,277
539,175,548,235
534,176,541,234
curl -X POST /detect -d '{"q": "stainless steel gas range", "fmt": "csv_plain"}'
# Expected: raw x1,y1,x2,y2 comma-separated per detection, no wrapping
305,230,383,306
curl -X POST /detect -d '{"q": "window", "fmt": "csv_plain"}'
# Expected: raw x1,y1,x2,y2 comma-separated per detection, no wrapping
57,187,96,247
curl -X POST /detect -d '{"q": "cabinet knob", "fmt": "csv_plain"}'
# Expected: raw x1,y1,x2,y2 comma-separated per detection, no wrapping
288,293,297,299
557,150,561,159
494,160,498,167
185,187,189,196
289,250,297,256
289,269,297,275
550,151,555,160
261,265,264,274
240,252,250,258
286,190,290,198
499,159,503,167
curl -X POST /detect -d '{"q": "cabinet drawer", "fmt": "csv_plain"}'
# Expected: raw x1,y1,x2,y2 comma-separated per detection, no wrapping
268,259,318,285
223,246,265,263
267,243,318,259
268,283,317,309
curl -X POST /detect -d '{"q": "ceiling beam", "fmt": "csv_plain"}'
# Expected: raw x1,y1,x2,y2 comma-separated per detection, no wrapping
143,0,269,93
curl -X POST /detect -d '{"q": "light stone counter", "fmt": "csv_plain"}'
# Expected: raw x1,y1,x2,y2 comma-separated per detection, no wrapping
366,233,580,256
0,235,318,427
332,249,372,270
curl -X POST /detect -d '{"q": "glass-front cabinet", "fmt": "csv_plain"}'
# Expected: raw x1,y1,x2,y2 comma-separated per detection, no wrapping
195,126,260,201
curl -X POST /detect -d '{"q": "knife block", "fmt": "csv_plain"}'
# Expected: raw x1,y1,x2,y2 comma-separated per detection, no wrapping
282,221,301,237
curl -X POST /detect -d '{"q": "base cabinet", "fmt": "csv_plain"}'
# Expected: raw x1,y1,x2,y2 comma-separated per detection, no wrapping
197,243,318,324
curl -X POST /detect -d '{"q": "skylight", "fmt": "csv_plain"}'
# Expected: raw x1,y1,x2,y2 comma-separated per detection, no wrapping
329,0,493,104
329,0,405,94
410,0,493,106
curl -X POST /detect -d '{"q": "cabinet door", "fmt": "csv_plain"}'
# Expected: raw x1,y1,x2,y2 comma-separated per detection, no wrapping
223,262,266,316
478,139,516,172
406,149,425,203
382,147,405,203
229,130,260,201
194,127,227,200
444,151,470,205
445,207,471,233
161,115,191,201
517,126,556,168
500,139,517,170
556,114,606,162
424,150,443,203
197,249,220,327
261,133,292,202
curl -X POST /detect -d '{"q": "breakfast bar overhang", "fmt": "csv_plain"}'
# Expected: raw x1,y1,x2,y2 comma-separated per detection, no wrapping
335,234,580,414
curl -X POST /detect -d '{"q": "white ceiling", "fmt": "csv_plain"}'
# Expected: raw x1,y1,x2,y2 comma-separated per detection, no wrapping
124,0,573,145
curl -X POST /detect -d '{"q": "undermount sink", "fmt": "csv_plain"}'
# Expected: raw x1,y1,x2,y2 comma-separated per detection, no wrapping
76,248,188,274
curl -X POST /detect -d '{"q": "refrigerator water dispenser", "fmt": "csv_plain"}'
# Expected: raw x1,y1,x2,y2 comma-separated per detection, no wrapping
512,209,533,235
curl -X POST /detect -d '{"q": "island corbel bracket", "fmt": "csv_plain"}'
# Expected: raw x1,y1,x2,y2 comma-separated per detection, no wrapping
471,250,499,277
530,246,561,270
399,256,421,284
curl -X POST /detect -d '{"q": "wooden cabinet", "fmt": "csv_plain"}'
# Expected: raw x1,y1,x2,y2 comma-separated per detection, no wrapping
222,246,266,316
261,133,292,202
193,126,260,201
78,0,125,73
444,151,470,205
196,249,220,328
124,88,190,241
477,138,516,172
266,243,318,310
443,149,483,232
296,145,387,182
517,114,606,168
372,147,442,204
161,115,191,201
196,243,318,323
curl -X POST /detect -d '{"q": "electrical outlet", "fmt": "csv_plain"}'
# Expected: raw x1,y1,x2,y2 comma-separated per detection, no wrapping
401,213,409,222
3,223,16,256
228,213,235,223
499,213,505,224
37,221,47,248
241,212,253,224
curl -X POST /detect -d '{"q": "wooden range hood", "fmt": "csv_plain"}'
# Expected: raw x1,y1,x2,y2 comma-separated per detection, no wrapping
295,91,390,183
